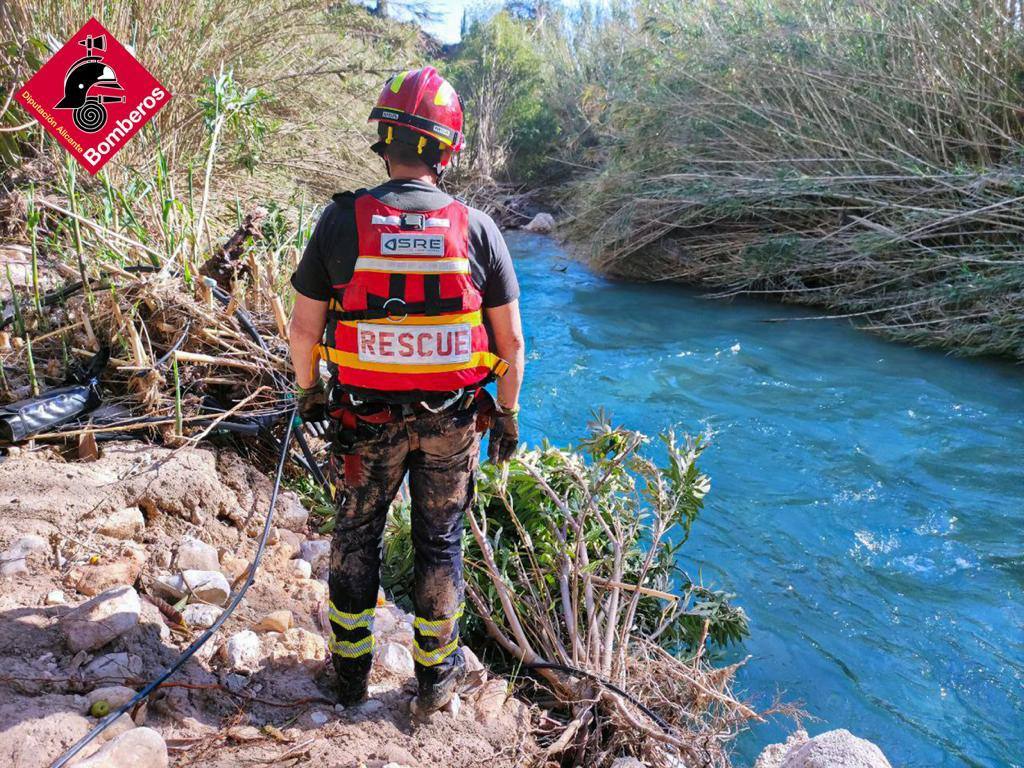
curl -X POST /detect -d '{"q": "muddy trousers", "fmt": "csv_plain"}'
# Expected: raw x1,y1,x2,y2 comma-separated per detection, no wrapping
327,404,480,704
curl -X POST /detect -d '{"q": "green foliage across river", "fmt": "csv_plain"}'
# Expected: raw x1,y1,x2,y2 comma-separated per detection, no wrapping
447,0,1024,359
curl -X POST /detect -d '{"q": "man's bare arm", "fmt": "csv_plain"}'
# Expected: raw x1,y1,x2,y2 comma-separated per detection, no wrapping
485,300,525,410
289,294,328,389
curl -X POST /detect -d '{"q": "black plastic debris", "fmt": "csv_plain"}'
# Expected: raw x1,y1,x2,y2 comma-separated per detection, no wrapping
0,347,108,444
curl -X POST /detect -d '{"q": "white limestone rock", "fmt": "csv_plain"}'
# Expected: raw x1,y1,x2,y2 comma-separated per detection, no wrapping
376,641,414,677
174,536,220,572
289,558,312,579
96,507,145,540
182,603,221,629
74,725,167,768
152,570,230,605
221,630,262,672
780,729,892,768
0,534,47,576
60,586,141,653
756,729,892,768
523,212,556,233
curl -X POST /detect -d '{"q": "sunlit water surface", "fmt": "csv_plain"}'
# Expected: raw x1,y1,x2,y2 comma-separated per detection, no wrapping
507,231,1024,768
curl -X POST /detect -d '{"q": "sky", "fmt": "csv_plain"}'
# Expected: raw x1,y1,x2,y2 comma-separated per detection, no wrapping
421,0,474,44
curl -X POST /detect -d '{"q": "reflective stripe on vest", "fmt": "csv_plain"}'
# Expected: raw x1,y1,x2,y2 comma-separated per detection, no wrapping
353,256,470,274
322,193,507,393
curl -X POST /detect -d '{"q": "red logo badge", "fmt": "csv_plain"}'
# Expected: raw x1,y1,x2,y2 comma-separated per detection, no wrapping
15,18,171,174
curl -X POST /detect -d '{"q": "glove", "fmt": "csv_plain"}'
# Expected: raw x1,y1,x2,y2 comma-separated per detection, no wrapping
487,404,519,465
296,380,328,437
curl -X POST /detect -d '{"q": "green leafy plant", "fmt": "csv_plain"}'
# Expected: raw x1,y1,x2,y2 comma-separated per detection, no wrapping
382,414,755,766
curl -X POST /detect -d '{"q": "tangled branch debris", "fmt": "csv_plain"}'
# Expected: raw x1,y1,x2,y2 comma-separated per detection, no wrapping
462,417,757,767
0,213,292,447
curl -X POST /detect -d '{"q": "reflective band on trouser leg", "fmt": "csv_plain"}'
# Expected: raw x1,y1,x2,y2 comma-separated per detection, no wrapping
413,636,459,667
413,603,464,637
328,601,375,632
329,634,375,659
412,603,463,666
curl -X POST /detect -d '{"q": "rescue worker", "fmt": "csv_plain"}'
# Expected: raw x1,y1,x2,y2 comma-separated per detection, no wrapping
288,66,525,716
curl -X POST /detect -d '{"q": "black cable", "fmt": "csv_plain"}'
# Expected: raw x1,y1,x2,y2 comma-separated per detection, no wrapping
152,319,191,369
524,662,674,734
0,265,159,330
50,406,298,768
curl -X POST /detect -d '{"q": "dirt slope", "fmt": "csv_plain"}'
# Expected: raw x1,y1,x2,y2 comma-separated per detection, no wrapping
0,443,535,767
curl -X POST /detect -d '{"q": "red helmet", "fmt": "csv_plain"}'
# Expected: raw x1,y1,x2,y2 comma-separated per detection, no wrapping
368,67,464,164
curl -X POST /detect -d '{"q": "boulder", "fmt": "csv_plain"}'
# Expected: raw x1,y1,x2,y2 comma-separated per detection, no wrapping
523,212,555,234
152,570,230,606
182,603,221,629
255,610,293,633
0,534,47,576
46,589,66,605
756,729,892,768
60,586,141,653
96,507,145,540
174,537,220,572
780,729,892,768
84,653,144,683
222,630,262,672
73,726,167,768
376,641,414,677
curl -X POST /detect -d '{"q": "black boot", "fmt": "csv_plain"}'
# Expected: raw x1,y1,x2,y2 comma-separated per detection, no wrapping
334,655,371,706
411,648,466,715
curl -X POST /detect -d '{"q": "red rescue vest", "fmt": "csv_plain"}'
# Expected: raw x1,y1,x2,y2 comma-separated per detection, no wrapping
313,193,508,394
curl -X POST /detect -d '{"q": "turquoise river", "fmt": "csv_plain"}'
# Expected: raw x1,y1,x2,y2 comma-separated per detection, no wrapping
507,231,1024,768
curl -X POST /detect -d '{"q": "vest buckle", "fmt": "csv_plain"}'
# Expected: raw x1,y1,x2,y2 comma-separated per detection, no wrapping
382,297,408,322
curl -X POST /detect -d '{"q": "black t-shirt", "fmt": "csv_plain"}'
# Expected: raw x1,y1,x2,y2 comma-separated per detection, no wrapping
290,179,519,308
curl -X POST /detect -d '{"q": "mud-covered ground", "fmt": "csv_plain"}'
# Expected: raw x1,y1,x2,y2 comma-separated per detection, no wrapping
0,442,535,767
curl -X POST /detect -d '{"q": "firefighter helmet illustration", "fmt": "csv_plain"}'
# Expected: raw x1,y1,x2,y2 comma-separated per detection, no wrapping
54,34,125,133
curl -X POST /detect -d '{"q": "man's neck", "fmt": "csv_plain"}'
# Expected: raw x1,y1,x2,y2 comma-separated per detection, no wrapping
387,164,437,186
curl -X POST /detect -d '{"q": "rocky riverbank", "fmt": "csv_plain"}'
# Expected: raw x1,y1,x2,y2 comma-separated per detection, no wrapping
0,442,534,767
